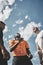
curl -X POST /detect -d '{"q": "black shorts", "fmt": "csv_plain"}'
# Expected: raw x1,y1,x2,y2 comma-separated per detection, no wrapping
12,55,33,65
0,59,7,65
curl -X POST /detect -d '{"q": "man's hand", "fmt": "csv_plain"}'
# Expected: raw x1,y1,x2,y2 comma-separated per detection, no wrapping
28,54,33,59
0,43,10,60
38,50,42,56
38,50,42,64
1,49,10,60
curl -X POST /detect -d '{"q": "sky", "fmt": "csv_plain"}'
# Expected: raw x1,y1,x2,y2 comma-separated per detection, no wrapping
0,0,43,65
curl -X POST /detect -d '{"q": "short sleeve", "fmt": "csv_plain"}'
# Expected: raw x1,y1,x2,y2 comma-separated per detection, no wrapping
9,40,14,47
25,41,30,49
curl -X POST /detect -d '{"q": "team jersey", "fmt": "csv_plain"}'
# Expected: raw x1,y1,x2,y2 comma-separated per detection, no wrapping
9,40,29,56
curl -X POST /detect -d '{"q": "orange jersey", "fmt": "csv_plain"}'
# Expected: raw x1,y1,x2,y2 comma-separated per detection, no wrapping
9,40,30,56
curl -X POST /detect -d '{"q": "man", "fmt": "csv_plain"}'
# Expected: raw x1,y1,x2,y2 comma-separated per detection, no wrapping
0,21,10,65
9,33,33,65
33,27,43,65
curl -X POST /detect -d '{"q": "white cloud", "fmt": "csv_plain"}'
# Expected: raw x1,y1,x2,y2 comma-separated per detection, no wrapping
19,22,42,41
0,2,4,12
0,0,8,12
38,23,42,27
19,27,24,31
3,6,12,21
25,15,31,21
3,26,8,33
16,19,23,24
8,35,13,38
25,15,28,19
0,0,15,21
30,21,42,27
14,3,18,9
3,37,7,41
0,12,3,21
12,24,16,27
8,0,15,5
3,37,9,44
19,23,33,40
0,0,3,2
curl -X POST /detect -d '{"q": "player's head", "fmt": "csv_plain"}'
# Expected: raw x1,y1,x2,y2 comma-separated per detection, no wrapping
33,27,39,33
0,21,6,30
15,33,21,40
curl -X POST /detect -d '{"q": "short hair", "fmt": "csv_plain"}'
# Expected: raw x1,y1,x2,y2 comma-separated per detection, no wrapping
15,33,21,38
33,27,38,30
14,33,21,40
33,27,39,33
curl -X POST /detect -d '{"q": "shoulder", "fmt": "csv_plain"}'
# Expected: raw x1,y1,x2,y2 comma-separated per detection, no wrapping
22,40,29,45
40,30,43,34
35,30,43,43
22,40,27,43
40,30,43,35
9,40,16,46
9,40,15,43
38,30,43,38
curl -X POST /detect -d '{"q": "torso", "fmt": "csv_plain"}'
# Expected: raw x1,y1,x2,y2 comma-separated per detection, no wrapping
35,30,43,52
12,40,27,56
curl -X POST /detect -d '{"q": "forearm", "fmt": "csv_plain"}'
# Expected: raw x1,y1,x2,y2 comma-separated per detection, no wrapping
0,43,5,50
0,43,6,55
38,50,42,61
39,54,42,61
10,42,19,52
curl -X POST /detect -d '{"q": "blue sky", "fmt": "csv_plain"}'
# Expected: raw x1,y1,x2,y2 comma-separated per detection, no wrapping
0,0,43,65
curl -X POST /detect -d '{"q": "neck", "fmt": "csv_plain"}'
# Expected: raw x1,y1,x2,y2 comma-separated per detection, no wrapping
36,30,40,35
